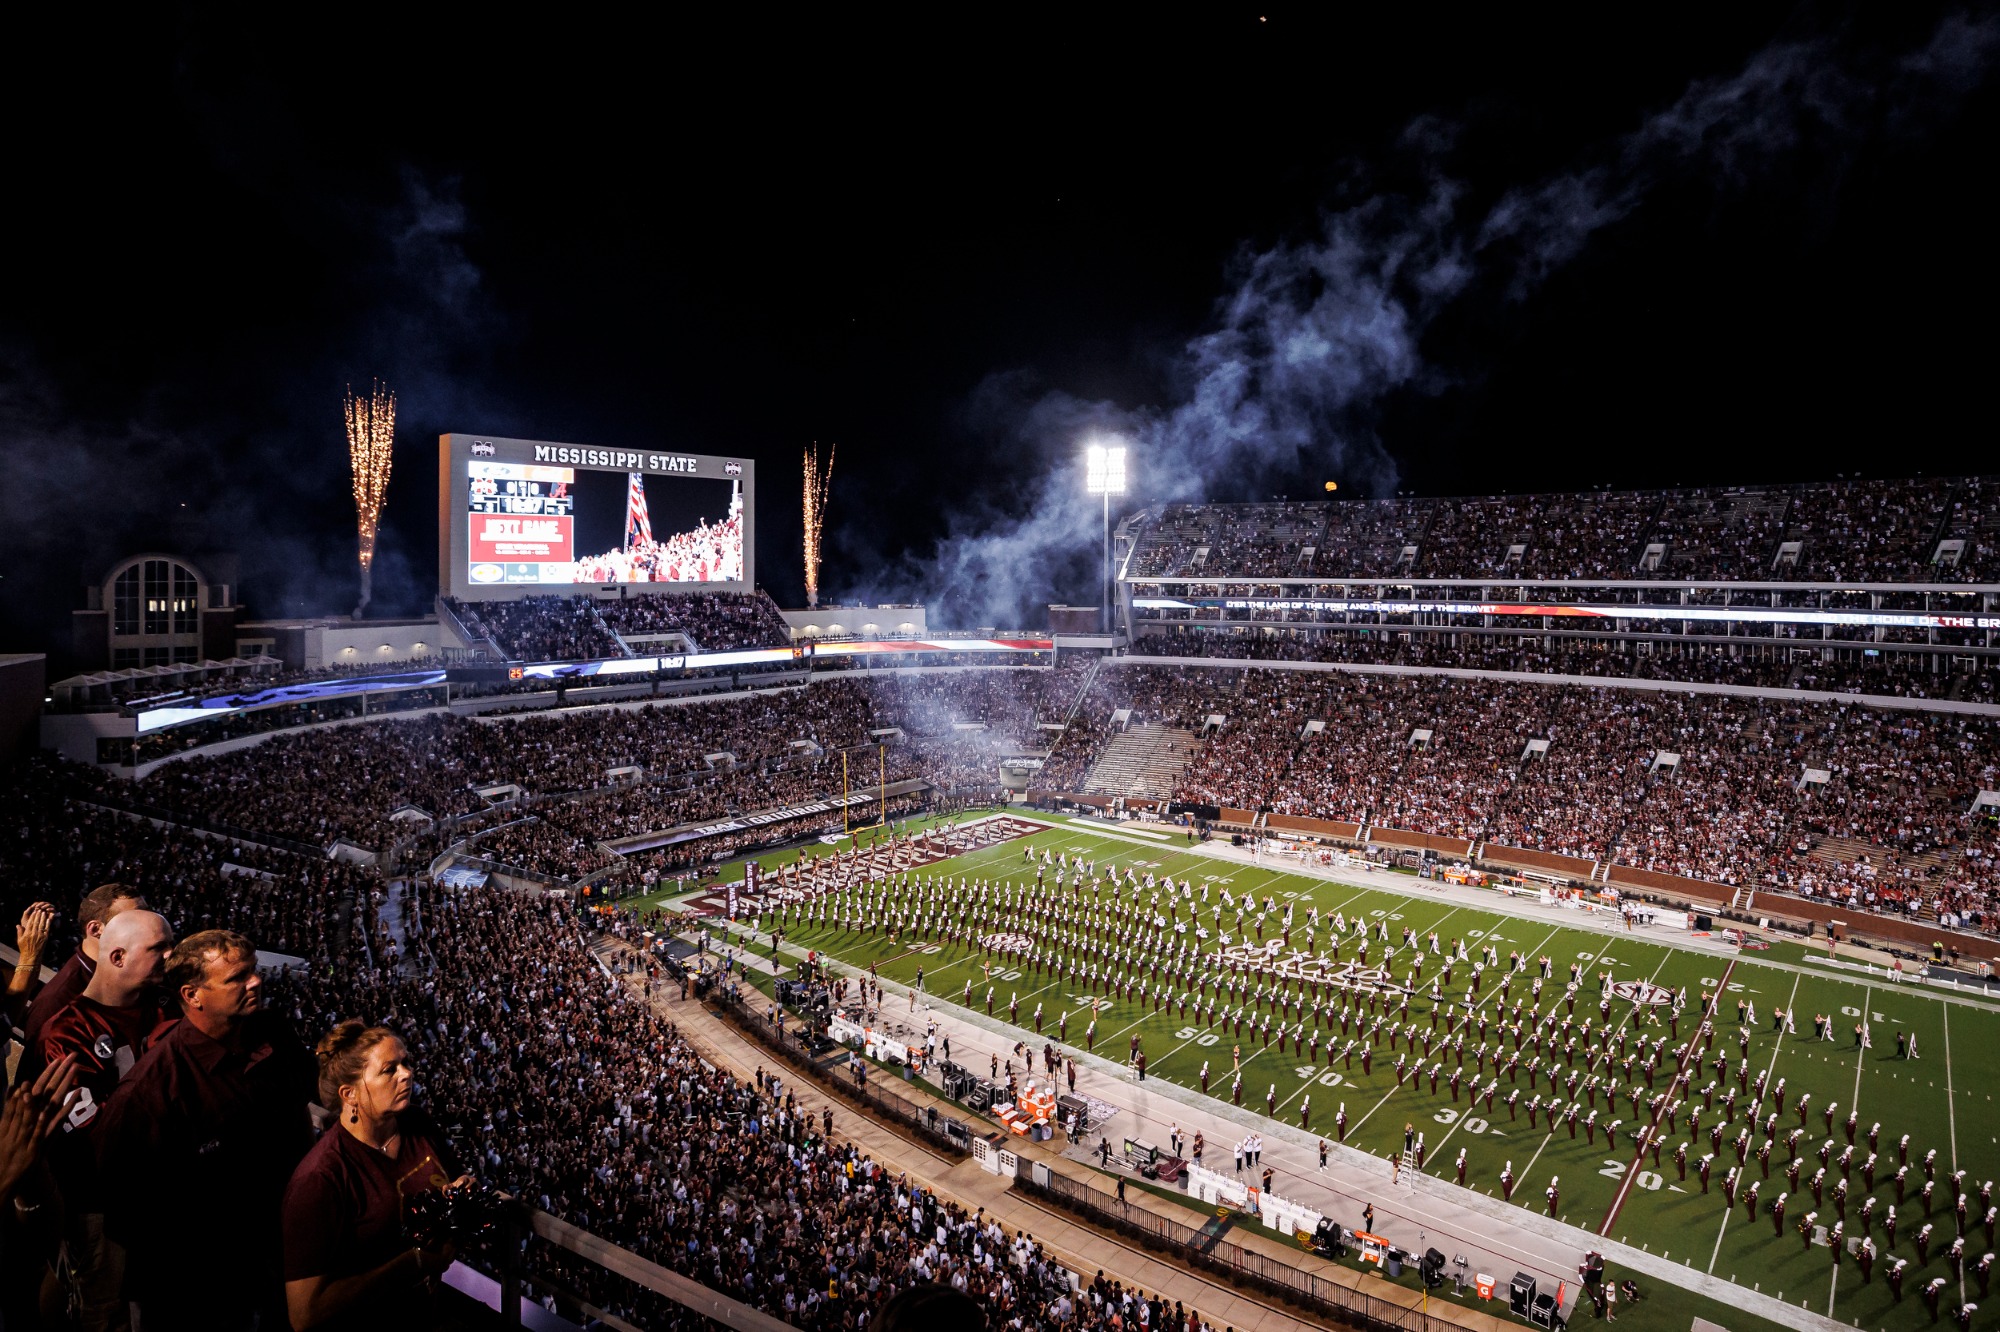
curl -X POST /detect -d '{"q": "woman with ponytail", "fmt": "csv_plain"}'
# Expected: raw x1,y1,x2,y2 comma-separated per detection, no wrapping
281,1021,464,1330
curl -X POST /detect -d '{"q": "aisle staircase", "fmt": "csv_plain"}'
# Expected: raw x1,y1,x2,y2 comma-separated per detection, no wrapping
1060,658,1103,727
1807,834,1947,875
1082,725,1199,801
588,601,637,657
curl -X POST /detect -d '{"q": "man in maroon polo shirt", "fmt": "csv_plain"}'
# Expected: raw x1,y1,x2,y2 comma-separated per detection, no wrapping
38,907,175,1332
17,884,149,1089
99,929,317,1331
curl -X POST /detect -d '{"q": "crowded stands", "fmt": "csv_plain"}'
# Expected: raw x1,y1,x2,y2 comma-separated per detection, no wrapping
9,628,2000,1330
445,594,629,662
597,589,792,651
1,845,1171,1331
131,680,892,849
1124,476,2000,583
1028,661,2000,934
1137,629,1994,701
45,651,2000,937
443,589,794,660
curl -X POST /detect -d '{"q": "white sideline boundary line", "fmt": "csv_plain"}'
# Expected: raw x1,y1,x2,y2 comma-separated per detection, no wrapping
1705,970,1802,1273
1495,926,1629,1206
1944,1002,1963,1307
1826,982,1872,1319
1064,817,1172,840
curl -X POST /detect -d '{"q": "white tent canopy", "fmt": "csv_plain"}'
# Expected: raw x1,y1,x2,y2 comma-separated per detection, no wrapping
50,656,283,702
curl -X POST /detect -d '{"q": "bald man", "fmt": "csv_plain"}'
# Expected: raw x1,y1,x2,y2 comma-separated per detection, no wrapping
37,908,175,1332
17,883,149,1088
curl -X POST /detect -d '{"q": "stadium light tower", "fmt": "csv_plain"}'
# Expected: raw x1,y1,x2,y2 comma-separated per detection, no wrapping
1084,440,1128,634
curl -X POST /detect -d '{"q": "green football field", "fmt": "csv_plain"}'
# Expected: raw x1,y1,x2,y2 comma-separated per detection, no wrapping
674,813,1999,1331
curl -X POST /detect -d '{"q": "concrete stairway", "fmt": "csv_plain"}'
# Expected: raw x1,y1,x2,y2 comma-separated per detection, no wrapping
1082,724,1198,801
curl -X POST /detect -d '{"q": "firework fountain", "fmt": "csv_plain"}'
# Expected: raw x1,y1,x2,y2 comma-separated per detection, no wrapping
802,440,835,609
344,381,396,616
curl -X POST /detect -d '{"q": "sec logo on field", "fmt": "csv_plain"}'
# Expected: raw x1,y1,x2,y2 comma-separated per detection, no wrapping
470,563,504,584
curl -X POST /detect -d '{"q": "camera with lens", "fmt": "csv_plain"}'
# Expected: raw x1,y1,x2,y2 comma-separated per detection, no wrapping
403,1179,505,1249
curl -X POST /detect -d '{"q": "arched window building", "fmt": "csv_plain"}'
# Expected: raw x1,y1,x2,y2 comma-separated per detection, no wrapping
73,553,240,670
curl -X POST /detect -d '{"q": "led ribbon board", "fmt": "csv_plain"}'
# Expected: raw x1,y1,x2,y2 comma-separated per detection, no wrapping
133,640,1055,734
1133,596,2000,631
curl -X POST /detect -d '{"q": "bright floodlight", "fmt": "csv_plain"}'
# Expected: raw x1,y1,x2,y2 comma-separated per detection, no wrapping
1085,442,1128,496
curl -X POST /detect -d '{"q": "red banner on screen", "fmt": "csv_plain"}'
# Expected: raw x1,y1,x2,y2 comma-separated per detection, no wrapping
470,514,574,563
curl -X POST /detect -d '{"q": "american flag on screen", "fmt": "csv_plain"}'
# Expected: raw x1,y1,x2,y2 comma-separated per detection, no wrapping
624,472,654,550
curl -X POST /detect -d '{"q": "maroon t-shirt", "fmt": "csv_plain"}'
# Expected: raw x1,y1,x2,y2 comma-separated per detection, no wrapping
282,1109,459,1330
14,948,93,1088
97,1010,317,1304
38,992,172,1210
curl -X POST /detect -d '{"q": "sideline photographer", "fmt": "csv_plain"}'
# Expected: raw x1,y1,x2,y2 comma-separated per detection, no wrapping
282,1021,469,1331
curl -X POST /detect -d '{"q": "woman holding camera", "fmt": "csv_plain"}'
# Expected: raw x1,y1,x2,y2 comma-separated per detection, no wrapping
282,1021,465,1331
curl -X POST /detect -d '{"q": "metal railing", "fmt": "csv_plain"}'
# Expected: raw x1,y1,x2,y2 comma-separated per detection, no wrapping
1014,1169,1475,1332
710,987,971,1159
76,793,327,859
460,1196,792,1331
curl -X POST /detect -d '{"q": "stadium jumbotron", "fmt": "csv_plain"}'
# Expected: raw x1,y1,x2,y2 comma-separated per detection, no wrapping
5,15,2000,1332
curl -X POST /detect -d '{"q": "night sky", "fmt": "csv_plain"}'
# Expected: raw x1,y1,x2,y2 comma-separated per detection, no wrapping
3,8,1996,664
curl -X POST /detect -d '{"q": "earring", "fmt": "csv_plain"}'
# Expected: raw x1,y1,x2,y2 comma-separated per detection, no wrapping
349,1108,359,1124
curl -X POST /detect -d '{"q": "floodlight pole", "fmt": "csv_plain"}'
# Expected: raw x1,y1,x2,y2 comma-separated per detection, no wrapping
1102,489,1111,635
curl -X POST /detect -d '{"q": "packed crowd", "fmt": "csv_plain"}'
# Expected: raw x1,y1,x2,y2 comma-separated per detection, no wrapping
446,588,789,660
444,594,628,662
1136,629,1994,701
56,645,2000,935
0,758,368,973
9,649,2000,1331
596,589,793,651
48,651,2000,945
1172,674,1339,811
1036,663,2000,933
1124,475,1999,584
2,835,1177,1332
132,680,888,848
571,506,745,584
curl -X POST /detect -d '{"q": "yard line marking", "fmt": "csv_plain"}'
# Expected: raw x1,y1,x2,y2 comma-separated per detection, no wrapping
1703,970,1801,1272
1354,921,1569,1143
1433,943,1673,1175
1825,980,1873,1321
1063,817,1173,839
1482,919,1627,1187
1267,901,1484,1121
1943,1001,1963,1309
1599,957,1737,1236
1942,1002,1957,1174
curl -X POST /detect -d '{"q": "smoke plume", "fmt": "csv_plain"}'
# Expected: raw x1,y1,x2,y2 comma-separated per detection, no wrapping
0,171,512,656
849,14,1997,631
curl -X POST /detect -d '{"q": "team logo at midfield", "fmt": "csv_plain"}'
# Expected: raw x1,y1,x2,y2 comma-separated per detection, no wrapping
1209,942,1402,993
1611,979,1676,1007
981,933,1034,955
1320,960,1399,994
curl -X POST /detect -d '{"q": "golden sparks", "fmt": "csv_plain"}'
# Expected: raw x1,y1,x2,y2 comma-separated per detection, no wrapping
344,380,396,613
802,440,836,609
